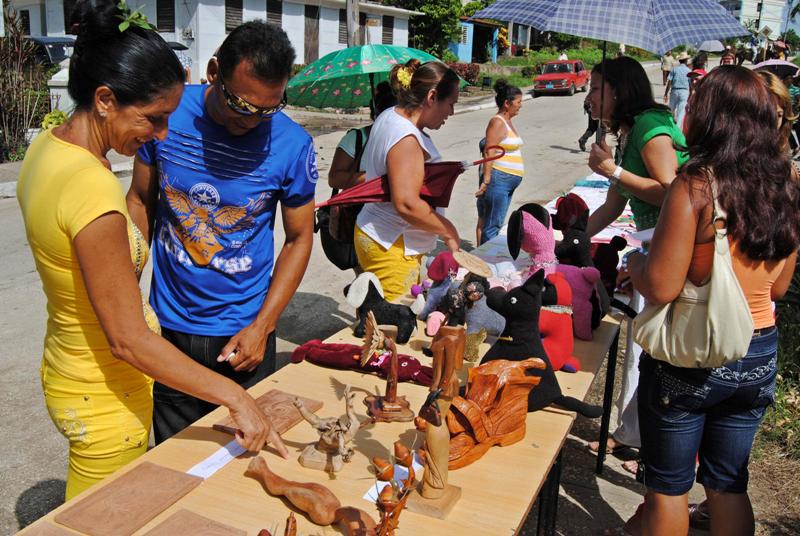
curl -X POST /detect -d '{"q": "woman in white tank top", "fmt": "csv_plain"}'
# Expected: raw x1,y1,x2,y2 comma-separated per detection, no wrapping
354,60,462,300
476,79,524,245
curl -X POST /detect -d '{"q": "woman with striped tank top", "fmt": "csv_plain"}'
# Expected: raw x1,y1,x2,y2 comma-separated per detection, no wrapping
476,79,524,244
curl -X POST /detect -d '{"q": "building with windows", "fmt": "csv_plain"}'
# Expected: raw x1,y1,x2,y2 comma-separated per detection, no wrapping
719,0,791,36
6,0,419,77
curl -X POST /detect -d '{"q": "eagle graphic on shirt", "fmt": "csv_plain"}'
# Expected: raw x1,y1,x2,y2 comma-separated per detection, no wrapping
163,182,268,266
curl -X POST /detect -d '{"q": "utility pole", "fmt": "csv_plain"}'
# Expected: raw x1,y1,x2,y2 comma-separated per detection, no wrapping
346,0,360,47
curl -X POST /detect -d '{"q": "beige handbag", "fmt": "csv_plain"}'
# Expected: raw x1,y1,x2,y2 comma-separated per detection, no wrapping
633,181,754,368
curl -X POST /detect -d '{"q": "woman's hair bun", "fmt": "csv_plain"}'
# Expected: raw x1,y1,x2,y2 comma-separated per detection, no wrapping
493,78,508,94
70,0,129,46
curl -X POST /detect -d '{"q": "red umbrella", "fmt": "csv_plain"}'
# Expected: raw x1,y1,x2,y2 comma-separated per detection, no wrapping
316,146,506,209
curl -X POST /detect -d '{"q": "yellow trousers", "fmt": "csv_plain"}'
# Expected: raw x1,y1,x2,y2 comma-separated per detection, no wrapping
354,226,422,301
41,360,152,499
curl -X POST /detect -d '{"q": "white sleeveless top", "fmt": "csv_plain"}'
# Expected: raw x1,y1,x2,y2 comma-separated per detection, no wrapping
356,107,443,255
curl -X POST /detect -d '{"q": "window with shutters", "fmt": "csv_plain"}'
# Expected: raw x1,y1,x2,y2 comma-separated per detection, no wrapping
460,25,468,45
225,0,243,33
63,0,76,32
382,15,393,45
359,12,366,44
19,10,31,34
267,0,282,26
156,0,175,32
338,9,347,44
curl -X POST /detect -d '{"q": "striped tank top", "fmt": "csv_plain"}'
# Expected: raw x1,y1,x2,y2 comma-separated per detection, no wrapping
492,115,524,177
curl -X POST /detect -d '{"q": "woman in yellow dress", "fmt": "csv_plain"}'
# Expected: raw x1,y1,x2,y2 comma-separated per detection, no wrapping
16,0,286,500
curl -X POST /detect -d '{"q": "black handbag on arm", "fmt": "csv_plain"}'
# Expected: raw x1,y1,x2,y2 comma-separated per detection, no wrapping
315,126,369,270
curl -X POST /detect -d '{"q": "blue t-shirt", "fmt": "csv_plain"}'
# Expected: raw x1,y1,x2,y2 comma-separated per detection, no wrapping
137,85,318,335
669,64,691,90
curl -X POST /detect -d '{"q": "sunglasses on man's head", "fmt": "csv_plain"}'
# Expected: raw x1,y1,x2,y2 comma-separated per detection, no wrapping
218,72,286,118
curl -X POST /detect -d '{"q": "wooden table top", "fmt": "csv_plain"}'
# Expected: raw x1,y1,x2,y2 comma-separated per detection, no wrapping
19,315,620,536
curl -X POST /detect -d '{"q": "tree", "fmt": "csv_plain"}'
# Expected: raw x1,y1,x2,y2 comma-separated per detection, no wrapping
392,0,463,57
783,28,800,49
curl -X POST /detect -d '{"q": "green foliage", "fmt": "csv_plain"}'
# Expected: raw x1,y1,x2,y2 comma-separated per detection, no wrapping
291,64,306,77
396,0,463,58
41,110,68,130
547,32,582,50
521,65,536,78
482,73,531,90
1,9,51,163
441,49,459,64
462,0,490,17
783,29,800,49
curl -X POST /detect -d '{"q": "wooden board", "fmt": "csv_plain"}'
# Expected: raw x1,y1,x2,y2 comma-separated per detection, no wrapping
142,509,246,536
212,389,323,436
53,462,202,536
22,523,78,536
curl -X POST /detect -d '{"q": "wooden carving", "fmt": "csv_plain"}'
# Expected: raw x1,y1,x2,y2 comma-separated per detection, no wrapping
361,311,414,423
213,389,322,437
371,441,416,536
293,385,359,473
446,358,545,469
245,456,377,536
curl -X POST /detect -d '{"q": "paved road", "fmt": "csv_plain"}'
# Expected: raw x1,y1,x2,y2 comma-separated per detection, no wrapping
0,63,668,535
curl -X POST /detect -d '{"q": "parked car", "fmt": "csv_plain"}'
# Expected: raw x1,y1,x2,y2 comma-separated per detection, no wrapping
533,60,589,96
25,36,75,67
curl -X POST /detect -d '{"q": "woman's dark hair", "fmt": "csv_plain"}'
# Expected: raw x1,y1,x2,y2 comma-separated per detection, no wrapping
493,79,522,109
591,57,669,134
390,59,460,109
68,0,184,110
682,66,800,260
692,52,708,71
369,81,397,120
217,21,295,83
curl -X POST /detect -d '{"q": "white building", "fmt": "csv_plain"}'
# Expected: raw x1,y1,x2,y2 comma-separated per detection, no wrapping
719,0,790,37
6,0,418,77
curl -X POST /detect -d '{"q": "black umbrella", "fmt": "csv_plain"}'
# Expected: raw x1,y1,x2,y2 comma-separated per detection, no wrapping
167,41,189,51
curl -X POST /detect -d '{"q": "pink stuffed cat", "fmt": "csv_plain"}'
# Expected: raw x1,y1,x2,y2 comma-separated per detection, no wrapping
556,264,601,341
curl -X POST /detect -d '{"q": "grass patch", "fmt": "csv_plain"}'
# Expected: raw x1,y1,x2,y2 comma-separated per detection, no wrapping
481,73,533,89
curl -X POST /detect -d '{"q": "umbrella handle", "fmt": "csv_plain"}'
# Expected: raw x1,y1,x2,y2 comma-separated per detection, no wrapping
470,145,506,167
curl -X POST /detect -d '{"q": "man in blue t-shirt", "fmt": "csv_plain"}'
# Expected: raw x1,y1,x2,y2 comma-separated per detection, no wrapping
127,21,317,443
664,51,691,130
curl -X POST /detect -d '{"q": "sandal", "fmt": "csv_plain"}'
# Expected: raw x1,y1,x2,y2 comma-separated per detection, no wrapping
588,437,630,454
688,502,711,531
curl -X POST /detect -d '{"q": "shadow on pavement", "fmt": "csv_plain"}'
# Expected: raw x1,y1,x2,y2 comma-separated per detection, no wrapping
276,291,354,346
15,478,66,529
548,144,584,155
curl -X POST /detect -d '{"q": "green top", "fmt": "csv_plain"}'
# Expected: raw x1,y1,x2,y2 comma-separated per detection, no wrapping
616,108,688,231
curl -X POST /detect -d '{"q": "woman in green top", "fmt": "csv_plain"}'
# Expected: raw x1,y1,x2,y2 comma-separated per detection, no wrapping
584,57,688,492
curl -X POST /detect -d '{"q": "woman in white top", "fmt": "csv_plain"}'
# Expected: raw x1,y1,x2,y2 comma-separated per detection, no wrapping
476,79,524,245
354,59,461,300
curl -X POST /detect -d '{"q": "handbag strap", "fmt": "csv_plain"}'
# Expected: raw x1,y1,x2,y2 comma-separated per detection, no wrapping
709,179,729,242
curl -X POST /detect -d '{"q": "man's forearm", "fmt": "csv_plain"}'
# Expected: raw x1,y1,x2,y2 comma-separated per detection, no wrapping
251,233,313,333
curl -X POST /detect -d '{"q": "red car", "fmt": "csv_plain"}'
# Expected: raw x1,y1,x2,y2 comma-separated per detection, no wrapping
533,60,590,96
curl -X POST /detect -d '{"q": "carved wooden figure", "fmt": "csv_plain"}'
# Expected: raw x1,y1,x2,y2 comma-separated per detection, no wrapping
407,325,464,519
371,441,416,536
293,385,360,473
361,311,414,423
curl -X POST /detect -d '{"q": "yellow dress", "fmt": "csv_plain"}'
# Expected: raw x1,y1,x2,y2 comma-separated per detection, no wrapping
17,130,159,499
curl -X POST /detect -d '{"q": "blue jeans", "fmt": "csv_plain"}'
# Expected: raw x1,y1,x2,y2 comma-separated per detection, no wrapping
669,88,689,130
638,327,777,495
477,168,522,245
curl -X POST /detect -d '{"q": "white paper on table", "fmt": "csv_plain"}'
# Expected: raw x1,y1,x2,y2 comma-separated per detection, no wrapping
362,453,425,502
186,439,246,479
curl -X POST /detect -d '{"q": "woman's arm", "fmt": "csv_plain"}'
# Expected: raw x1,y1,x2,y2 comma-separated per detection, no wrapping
590,135,680,206
476,117,506,197
73,212,288,456
628,178,702,305
586,186,628,238
328,148,365,190
772,251,798,300
386,135,460,251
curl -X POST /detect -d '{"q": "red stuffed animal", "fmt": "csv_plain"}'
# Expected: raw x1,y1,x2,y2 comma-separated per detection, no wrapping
539,272,580,373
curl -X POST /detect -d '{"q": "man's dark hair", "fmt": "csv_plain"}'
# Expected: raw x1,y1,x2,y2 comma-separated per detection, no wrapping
217,21,296,83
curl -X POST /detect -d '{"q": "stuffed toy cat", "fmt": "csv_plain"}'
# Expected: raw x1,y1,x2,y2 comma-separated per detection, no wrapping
592,235,628,297
480,269,601,418
344,272,419,344
419,251,460,321
540,272,580,372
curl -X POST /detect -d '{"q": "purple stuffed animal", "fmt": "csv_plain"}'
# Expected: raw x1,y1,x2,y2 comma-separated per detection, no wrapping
555,264,601,340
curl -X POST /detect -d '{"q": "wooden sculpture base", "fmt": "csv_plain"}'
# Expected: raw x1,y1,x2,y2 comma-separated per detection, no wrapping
364,394,415,423
405,483,462,520
298,443,347,473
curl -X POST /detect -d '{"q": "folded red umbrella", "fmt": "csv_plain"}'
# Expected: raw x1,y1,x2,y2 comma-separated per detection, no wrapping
316,146,506,209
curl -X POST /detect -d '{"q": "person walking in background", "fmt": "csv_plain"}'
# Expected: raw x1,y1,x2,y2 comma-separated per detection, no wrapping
578,93,599,152
17,1,285,500
354,59,462,300
660,50,675,85
584,57,687,474
128,21,317,444
664,51,691,129
558,50,568,60
476,79,524,245
627,66,800,536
